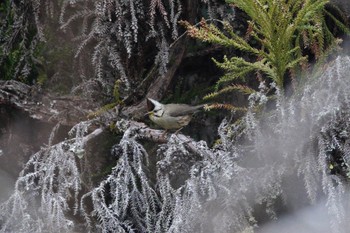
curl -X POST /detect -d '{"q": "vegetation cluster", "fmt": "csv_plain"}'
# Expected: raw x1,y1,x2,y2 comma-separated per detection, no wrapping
1,0,350,233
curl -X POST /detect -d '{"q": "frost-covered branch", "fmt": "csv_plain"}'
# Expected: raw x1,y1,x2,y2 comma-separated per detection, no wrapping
0,120,103,233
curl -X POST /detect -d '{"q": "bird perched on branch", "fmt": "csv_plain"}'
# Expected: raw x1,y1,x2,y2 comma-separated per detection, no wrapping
146,98,204,132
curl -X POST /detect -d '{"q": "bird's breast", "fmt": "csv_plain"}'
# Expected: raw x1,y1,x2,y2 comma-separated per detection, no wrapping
149,114,192,130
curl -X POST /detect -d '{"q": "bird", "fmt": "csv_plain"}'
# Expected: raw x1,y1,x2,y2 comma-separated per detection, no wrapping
146,98,204,133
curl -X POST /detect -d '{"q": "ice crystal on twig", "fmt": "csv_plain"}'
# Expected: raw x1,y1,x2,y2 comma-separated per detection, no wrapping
81,127,159,232
0,120,101,233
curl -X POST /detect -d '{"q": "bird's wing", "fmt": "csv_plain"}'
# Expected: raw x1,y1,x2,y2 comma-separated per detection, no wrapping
166,104,204,117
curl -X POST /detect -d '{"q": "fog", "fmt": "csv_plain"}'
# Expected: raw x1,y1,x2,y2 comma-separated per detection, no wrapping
0,169,14,203
258,201,333,233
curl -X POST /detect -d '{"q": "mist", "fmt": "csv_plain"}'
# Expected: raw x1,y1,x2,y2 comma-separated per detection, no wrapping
0,169,14,203
184,55,350,233
258,200,335,233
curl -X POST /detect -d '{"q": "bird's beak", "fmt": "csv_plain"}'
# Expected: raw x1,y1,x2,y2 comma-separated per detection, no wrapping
144,111,153,117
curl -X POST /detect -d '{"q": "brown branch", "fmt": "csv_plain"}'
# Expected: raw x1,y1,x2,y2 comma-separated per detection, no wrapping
121,0,200,120
121,37,188,120
0,80,193,146
0,80,98,126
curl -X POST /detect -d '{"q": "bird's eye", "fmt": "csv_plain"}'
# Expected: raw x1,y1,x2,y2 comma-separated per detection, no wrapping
153,109,162,117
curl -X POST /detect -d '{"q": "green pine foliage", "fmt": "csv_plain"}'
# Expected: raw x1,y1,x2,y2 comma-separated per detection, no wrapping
183,0,349,106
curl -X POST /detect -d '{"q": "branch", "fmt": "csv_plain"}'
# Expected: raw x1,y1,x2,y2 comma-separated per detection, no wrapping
114,119,202,154
121,36,188,120
121,0,200,120
0,80,200,151
0,80,98,126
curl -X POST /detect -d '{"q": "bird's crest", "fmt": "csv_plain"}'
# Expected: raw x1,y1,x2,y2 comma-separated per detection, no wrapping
147,98,162,111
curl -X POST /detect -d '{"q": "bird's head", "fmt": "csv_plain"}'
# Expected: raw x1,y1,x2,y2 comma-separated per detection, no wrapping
146,98,164,117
